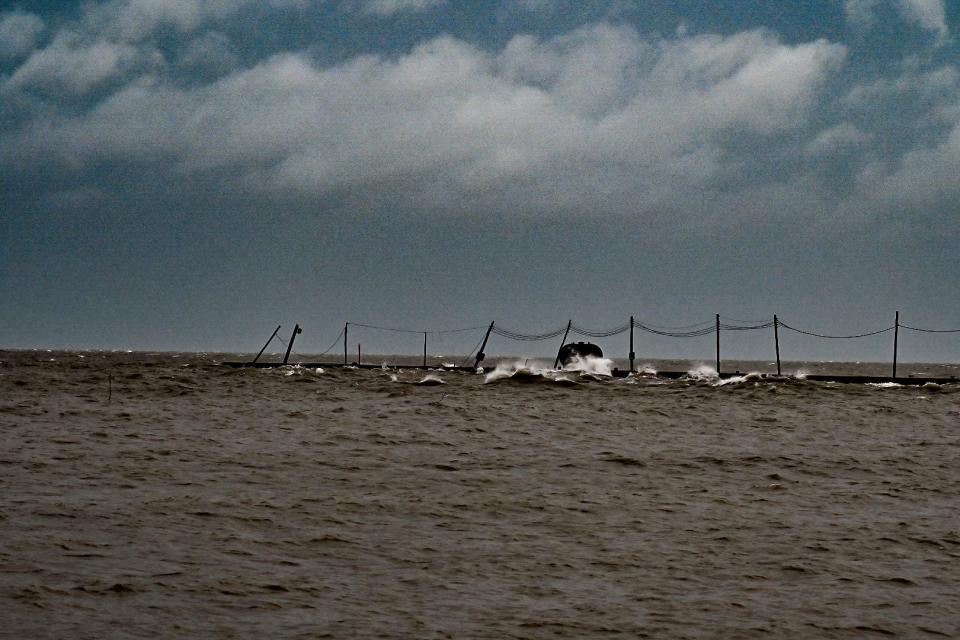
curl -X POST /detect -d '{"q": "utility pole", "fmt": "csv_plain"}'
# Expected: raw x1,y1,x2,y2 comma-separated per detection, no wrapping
251,325,281,364
554,320,572,369
282,324,302,365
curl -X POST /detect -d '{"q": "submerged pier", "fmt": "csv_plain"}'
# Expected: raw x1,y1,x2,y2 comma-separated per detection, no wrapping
220,360,957,386
224,314,960,386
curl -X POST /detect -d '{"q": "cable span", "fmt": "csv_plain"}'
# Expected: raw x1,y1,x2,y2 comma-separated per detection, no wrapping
635,319,715,331
778,322,895,339
634,322,716,338
570,323,631,338
459,333,488,368
348,322,488,334
304,316,955,358
316,325,346,356
719,321,775,331
491,325,568,341
900,324,960,333
720,314,771,324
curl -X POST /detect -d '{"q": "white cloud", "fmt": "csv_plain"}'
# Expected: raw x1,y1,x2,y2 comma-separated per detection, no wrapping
844,0,949,42
2,0,270,95
0,11,44,60
842,64,959,108
6,31,147,94
112,0,205,40
81,0,304,42
362,0,446,16
844,0,880,29
177,31,238,76
865,118,960,209
805,123,872,156
896,0,949,42
4,25,846,222
504,0,559,16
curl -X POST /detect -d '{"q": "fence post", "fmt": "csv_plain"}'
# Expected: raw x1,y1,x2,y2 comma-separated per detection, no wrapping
474,322,495,369
629,315,635,373
774,314,781,376
715,314,721,375
358,343,361,366
423,332,428,368
554,320,572,369
251,325,281,364
343,323,348,365
893,311,899,379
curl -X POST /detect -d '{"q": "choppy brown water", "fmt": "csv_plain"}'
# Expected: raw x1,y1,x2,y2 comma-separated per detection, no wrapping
2,350,959,639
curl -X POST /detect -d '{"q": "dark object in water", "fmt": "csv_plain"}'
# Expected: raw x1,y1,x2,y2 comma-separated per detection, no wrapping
557,342,603,366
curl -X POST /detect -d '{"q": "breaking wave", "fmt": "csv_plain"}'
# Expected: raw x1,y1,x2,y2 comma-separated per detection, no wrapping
484,355,614,385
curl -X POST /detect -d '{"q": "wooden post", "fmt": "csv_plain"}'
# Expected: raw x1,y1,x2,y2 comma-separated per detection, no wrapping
474,322,495,369
282,323,301,365
893,311,899,379
629,315,635,373
715,314,720,376
251,325,281,364
554,320,572,369
774,314,781,376
423,332,428,368
343,323,348,366
358,343,361,366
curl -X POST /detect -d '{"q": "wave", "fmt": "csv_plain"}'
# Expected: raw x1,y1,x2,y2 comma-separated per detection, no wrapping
561,354,614,378
484,362,572,385
415,374,446,386
684,364,719,383
277,365,324,376
389,372,446,385
484,356,614,385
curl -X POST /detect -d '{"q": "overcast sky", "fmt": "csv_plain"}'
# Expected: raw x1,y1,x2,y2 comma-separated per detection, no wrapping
1,0,959,362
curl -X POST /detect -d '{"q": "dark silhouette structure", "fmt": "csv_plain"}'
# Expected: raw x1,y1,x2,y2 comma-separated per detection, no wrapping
557,341,603,367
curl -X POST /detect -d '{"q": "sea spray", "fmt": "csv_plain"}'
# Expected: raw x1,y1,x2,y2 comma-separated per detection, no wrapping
484,355,613,384
685,364,719,382
561,354,614,377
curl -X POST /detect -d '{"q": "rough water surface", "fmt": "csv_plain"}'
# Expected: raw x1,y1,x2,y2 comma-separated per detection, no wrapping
2,351,959,639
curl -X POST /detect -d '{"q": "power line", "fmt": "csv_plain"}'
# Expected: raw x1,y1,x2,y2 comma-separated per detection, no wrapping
900,324,960,333
778,322,895,339
348,322,488,335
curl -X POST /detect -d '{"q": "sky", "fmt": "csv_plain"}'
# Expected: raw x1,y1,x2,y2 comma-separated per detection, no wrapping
1,0,959,363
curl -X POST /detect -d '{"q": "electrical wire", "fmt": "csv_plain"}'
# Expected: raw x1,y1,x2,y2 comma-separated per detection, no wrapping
778,322,895,339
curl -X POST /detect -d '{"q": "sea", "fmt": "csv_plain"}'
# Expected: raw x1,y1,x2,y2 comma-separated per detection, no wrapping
2,350,959,639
